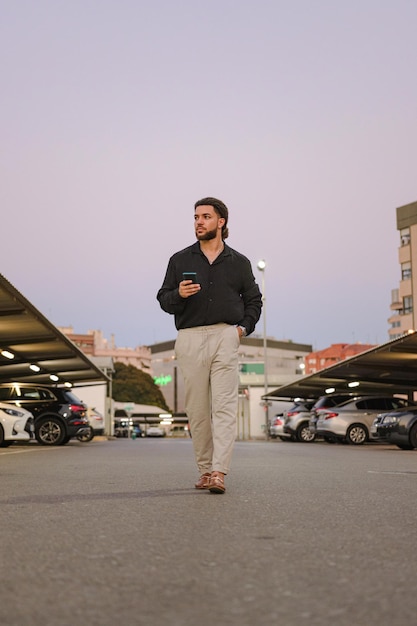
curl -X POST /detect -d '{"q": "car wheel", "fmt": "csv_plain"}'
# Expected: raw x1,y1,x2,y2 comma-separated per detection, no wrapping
396,443,414,450
0,426,13,447
296,422,316,443
35,417,66,446
346,424,368,445
59,435,72,445
409,423,417,449
77,427,94,443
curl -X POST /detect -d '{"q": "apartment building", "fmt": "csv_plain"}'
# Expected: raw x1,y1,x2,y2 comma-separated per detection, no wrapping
389,200,417,340
58,327,152,373
305,342,376,375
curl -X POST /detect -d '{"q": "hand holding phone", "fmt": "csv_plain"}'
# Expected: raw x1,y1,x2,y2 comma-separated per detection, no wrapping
182,272,197,283
180,272,200,298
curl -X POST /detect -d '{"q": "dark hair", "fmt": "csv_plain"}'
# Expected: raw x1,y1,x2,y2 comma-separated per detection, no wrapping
194,197,229,239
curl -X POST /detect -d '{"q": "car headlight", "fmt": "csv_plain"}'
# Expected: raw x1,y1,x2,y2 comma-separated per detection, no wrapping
381,415,399,425
1,407,25,418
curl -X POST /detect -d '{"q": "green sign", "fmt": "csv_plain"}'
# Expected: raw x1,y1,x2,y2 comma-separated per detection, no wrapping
153,374,172,386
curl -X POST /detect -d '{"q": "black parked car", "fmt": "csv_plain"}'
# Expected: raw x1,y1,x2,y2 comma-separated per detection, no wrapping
0,383,90,445
374,407,417,450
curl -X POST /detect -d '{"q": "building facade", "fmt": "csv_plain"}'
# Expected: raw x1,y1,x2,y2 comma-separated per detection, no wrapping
388,200,417,340
58,327,152,373
305,343,376,375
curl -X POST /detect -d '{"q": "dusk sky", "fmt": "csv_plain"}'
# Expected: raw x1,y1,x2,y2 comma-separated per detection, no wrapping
2,1,416,351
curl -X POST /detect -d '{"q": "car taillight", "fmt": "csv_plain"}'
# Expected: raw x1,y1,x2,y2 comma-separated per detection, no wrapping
287,411,300,417
324,411,338,420
274,418,283,425
70,404,86,414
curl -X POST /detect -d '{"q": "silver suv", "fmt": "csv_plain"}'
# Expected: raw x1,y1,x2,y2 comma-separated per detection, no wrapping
282,400,315,442
308,394,355,439
316,395,417,445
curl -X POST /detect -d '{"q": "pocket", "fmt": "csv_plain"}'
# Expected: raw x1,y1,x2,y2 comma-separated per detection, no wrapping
174,333,182,359
174,331,188,359
225,324,240,350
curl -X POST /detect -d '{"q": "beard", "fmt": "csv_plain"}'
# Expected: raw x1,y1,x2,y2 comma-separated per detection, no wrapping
196,227,218,241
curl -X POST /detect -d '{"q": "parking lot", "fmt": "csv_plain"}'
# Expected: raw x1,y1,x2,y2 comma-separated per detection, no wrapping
1,437,417,626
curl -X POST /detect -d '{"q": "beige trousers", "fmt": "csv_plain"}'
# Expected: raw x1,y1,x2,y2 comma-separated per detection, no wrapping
175,323,240,475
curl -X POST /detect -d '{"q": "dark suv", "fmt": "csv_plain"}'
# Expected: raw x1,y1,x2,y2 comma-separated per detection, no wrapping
0,383,90,445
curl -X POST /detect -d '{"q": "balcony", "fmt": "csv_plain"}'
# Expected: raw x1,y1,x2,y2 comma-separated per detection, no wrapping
390,300,402,311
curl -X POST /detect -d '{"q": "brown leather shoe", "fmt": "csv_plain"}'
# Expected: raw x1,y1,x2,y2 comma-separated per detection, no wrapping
195,473,211,489
208,473,226,494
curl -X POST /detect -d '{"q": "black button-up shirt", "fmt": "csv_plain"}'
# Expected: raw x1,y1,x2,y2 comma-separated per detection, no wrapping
157,242,262,335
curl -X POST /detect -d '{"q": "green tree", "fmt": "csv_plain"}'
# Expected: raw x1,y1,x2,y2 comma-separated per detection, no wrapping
112,362,170,411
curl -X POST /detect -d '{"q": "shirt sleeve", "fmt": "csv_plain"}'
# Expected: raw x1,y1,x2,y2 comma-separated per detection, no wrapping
156,257,187,315
238,259,263,336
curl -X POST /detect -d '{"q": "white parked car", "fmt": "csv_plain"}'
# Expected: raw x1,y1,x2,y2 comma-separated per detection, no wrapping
146,424,166,437
0,402,34,447
87,407,105,435
269,413,289,440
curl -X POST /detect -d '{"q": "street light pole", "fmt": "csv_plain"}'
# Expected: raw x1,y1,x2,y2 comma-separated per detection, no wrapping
257,260,269,440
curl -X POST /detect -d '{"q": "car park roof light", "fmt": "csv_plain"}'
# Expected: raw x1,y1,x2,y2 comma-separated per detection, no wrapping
325,388,336,394
50,374,59,382
348,381,360,388
29,364,41,372
1,350,14,359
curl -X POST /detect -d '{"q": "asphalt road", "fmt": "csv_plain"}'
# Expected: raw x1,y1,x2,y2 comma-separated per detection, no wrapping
1,437,417,626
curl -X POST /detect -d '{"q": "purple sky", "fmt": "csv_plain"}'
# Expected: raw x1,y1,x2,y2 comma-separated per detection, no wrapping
2,1,416,351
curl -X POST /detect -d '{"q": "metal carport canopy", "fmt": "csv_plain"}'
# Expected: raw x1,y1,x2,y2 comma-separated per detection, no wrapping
0,273,108,386
266,332,417,401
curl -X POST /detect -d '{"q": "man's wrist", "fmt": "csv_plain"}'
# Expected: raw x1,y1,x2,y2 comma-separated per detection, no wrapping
237,325,247,337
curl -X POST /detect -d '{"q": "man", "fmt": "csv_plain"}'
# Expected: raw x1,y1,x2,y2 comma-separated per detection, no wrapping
157,197,262,494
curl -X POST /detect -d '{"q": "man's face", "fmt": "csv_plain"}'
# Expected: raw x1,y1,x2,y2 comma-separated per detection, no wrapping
194,205,224,241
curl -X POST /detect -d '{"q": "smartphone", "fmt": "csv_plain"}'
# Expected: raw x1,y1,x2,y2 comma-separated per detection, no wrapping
182,272,197,283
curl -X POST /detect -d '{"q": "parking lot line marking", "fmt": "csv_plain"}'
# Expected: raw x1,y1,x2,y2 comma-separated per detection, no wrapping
368,470,417,475
0,447,55,456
